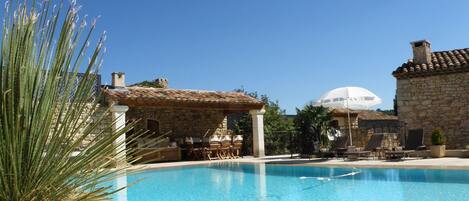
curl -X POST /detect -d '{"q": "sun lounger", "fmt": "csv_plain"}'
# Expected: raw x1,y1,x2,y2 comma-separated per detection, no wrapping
320,136,349,159
345,134,384,160
384,147,414,160
385,129,426,160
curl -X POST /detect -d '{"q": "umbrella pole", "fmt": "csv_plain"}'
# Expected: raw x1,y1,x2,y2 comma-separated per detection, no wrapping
347,99,353,146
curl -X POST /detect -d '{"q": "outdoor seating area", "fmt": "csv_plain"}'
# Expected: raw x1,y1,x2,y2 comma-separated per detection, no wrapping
181,133,244,161
384,129,427,160
131,132,244,163
321,129,429,161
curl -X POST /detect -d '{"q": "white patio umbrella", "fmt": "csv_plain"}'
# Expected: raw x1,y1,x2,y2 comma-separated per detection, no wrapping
315,87,382,146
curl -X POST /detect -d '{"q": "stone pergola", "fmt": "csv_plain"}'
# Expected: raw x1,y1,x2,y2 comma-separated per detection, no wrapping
105,72,266,166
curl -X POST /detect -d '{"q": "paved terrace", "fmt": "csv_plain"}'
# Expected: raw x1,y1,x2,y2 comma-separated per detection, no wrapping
131,155,469,171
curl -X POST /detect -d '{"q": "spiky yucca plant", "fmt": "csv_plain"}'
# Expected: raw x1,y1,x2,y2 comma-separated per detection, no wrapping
0,0,141,200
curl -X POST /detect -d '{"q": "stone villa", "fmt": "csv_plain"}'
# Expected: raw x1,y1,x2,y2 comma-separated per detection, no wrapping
101,72,266,163
393,40,469,148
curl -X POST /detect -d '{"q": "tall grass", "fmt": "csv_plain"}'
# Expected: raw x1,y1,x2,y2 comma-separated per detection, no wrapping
0,0,140,200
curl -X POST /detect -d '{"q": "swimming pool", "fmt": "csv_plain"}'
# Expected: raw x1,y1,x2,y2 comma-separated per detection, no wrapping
110,163,469,201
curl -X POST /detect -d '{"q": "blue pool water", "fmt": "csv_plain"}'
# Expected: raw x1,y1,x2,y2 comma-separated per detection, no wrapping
110,163,469,201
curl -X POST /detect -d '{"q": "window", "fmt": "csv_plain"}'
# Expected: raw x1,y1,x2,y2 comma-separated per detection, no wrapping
146,119,160,135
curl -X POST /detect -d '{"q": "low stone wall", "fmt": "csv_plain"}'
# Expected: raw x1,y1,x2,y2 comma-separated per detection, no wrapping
346,128,400,149
380,133,400,149
349,128,372,148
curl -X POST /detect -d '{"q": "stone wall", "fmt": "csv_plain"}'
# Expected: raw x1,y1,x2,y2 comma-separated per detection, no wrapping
380,133,400,149
71,104,113,150
396,72,469,149
358,120,400,132
126,107,228,141
333,116,359,129
349,128,372,148
346,128,400,149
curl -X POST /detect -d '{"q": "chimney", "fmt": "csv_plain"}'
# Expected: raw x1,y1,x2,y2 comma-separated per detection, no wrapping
410,40,432,64
111,72,125,88
155,78,168,88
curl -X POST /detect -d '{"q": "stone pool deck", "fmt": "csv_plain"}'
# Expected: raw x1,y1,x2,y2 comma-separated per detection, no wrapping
131,155,469,171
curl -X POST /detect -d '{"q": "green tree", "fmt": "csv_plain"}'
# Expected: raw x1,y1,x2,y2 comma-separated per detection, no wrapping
376,108,396,116
294,104,332,155
262,96,295,155
232,90,293,155
131,79,166,88
0,1,140,200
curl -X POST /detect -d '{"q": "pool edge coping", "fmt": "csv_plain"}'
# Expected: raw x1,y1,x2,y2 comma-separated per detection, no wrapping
128,157,469,172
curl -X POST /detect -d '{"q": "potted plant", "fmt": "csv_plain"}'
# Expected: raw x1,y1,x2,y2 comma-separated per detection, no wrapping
431,128,446,158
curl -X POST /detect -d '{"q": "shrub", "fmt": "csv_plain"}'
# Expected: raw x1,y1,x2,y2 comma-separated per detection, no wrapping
431,128,446,145
294,104,332,155
232,90,293,155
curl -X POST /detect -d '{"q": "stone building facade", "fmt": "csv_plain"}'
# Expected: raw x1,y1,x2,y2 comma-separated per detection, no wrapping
66,103,112,150
393,40,469,149
126,107,228,140
102,73,267,157
329,109,400,149
330,108,398,130
83,105,113,148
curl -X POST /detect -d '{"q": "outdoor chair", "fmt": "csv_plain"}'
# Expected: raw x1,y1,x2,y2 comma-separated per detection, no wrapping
231,135,243,158
385,129,426,160
205,135,222,160
219,135,233,159
345,134,384,160
320,136,349,159
184,137,204,160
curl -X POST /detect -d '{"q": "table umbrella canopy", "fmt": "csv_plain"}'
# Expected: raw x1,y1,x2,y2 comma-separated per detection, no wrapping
314,87,382,109
315,87,382,146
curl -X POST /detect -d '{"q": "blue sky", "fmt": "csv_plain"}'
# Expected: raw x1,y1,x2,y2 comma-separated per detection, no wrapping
80,0,469,114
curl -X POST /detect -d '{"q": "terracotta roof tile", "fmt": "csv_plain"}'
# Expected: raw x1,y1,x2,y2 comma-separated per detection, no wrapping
103,86,264,110
356,110,398,121
393,48,469,79
330,108,397,121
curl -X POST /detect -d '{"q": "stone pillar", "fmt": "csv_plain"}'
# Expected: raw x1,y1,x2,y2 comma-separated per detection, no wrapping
110,105,129,167
250,108,265,157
